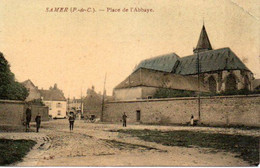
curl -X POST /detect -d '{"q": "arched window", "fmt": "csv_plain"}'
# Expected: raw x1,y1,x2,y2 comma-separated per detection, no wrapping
225,74,237,91
244,75,250,90
208,76,217,93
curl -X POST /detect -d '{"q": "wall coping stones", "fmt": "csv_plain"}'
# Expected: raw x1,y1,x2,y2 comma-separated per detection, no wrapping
0,100,25,104
107,94,260,104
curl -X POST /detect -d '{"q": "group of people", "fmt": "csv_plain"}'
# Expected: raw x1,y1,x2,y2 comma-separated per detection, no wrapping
26,105,76,132
25,106,193,132
25,106,41,132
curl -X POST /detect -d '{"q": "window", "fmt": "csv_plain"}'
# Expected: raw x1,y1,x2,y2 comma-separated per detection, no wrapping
136,110,141,122
147,96,152,99
208,76,217,93
56,102,62,108
225,74,237,91
57,110,61,115
244,75,250,90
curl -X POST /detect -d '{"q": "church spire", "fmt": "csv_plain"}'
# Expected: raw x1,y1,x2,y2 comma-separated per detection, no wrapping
193,25,212,54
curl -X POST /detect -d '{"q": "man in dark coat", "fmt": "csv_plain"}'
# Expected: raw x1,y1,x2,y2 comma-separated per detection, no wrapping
25,106,32,132
69,112,75,131
35,113,41,132
122,112,127,127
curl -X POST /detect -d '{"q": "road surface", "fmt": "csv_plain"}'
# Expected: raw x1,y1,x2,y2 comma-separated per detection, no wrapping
1,119,257,166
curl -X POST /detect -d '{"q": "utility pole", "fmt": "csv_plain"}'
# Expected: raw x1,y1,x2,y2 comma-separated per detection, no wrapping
80,87,83,120
67,94,70,116
196,52,201,121
101,73,107,122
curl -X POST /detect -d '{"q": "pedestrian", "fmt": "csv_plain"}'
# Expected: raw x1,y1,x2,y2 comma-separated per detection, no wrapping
25,105,32,132
69,112,75,131
122,112,127,127
190,114,194,126
35,112,41,132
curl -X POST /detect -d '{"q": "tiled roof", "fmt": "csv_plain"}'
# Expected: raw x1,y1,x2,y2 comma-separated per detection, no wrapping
133,53,180,73
39,89,66,101
175,48,250,75
115,68,209,92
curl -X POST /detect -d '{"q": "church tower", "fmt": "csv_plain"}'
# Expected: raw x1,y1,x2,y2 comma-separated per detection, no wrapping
193,25,212,54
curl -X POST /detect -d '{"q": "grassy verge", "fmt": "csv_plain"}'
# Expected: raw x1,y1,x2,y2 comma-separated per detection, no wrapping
113,129,259,166
0,139,36,165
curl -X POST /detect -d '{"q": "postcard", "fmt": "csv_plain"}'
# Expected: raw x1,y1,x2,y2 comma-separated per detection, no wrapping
0,0,259,166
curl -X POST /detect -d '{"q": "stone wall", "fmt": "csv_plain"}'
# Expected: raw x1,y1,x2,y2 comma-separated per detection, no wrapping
0,100,49,131
114,87,143,101
31,105,49,121
0,100,26,131
103,94,260,127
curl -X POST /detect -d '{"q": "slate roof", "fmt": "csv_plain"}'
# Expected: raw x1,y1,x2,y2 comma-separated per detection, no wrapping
39,89,66,101
194,25,212,51
115,68,209,92
133,53,180,73
175,47,250,75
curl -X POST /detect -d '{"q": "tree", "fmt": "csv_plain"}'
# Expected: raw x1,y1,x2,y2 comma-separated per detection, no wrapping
0,52,28,100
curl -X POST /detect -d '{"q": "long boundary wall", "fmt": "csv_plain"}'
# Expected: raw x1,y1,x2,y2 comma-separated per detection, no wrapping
0,100,26,131
103,95,260,127
0,100,49,131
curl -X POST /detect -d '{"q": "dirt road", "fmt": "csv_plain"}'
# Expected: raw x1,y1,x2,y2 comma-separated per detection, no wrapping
4,120,257,166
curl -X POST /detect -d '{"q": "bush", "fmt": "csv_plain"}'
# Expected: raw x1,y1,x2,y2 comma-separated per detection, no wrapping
153,88,196,98
200,89,260,97
153,88,260,99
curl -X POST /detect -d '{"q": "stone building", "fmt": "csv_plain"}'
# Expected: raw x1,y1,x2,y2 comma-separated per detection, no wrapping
114,25,254,100
67,98,83,114
83,86,114,119
114,68,208,101
175,25,254,93
83,86,102,119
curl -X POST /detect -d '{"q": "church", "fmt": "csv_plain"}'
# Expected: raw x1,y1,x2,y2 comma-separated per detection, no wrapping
113,25,254,100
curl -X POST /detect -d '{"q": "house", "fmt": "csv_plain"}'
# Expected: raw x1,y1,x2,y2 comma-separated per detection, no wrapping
21,79,41,102
114,25,254,100
83,86,113,119
39,84,67,119
21,79,49,121
67,98,83,115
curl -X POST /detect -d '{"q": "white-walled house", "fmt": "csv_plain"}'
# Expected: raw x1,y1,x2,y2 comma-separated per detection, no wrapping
39,87,67,119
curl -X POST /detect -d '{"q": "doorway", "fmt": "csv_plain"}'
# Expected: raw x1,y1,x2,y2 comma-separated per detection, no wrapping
136,110,141,122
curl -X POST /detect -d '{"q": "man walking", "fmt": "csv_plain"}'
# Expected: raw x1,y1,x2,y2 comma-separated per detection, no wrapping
25,106,32,132
35,112,41,132
122,112,127,127
69,112,75,131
